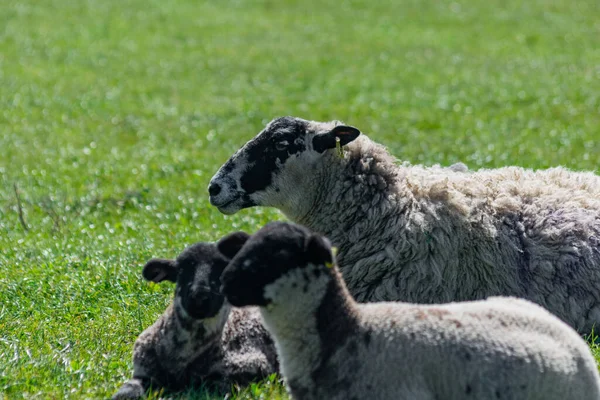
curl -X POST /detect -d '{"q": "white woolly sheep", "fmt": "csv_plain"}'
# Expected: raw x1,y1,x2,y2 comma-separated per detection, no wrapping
219,221,600,400
113,237,278,399
208,116,600,332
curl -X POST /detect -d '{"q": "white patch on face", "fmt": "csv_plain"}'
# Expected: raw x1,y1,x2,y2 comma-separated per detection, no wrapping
249,149,323,219
210,118,342,215
208,150,252,214
190,264,210,293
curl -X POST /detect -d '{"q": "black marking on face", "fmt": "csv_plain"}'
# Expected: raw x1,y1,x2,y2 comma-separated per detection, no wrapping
175,243,229,319
144,242,231,320
219,221,333,307
239,117,308,195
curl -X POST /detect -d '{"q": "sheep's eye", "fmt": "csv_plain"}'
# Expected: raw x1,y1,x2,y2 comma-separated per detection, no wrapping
274,141,288,151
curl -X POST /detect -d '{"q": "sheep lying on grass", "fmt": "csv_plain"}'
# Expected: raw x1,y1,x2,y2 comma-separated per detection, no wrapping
113,236,278,399
219,221,600,400
209,116,600,332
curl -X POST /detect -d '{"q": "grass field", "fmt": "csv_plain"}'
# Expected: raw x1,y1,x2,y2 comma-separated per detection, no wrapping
1,0,600,398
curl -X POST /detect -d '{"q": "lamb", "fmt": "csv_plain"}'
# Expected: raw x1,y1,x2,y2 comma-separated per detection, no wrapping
219,221,600,400
208,116,600,332
113,236,278,399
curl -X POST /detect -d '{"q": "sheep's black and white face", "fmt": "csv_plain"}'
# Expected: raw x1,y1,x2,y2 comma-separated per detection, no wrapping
208,116,360,215
142,241,242,320
219,221,334,307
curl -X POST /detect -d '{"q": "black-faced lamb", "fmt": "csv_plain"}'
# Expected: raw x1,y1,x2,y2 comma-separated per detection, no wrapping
219,221,600,400
112,236,278,399
208,116,600,332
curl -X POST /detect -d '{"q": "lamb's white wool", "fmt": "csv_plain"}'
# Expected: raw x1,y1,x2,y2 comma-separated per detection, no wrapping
209,116,600,332
112,240,277,400
219,222,600,400
262,264,331,391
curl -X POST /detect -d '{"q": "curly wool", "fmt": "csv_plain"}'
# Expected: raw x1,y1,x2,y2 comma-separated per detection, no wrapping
113,304,277,399
288,135,600,332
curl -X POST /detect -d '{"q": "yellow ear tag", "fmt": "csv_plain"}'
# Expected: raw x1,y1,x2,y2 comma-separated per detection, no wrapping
335,137,343,158
326,247,338,268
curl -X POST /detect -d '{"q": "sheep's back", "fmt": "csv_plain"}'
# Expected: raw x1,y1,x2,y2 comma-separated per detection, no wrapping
329,146,600,330
328,298,600,400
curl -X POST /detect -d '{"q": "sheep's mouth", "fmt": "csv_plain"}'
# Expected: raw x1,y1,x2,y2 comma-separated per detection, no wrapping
209,193,237,207
210,193,256,215
217,206,237,215
210,196,247,215
212,198,234,210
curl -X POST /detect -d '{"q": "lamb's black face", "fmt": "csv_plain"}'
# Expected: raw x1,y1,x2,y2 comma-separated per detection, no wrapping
208,116,361,215
219,221,334,307
142,243,229,320
174,243,229,319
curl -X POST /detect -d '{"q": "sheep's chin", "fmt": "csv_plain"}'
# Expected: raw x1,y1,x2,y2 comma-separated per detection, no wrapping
213,198,246,215
217,206,239,215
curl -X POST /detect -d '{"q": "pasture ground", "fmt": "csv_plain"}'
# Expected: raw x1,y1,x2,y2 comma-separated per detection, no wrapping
1,0,599,398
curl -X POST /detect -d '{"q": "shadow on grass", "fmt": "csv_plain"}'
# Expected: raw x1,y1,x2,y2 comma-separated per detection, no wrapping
141,374,287,400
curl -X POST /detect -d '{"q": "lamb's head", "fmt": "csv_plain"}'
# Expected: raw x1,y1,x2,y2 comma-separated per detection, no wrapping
219,221,335,308
208,116,361,216
142,234,249,319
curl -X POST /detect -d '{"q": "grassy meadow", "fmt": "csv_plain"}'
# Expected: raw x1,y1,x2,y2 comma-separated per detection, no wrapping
1,0,600,397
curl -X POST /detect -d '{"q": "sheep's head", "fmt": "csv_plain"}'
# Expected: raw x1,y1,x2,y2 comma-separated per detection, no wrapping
219,221,334,307
142,234,248,319
208,116,361,216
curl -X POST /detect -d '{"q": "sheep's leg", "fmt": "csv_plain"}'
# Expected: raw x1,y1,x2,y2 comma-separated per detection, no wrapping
112,378,148,400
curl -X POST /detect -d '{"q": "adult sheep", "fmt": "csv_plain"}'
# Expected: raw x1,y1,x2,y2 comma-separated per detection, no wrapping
208,116,600,333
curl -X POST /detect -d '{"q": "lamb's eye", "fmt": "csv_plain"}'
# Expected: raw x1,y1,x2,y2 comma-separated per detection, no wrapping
274,141,288,151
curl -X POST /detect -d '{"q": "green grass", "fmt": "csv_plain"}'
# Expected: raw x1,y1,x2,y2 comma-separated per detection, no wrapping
1,0,599,397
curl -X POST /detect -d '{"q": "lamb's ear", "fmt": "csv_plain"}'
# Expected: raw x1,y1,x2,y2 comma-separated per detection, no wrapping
312,125,361,153
305,234,333,266
142,258,178,283
217,231,250,259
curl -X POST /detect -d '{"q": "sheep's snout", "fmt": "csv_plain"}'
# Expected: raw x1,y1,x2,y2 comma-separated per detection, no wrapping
207,173,245,214
208,182,222,196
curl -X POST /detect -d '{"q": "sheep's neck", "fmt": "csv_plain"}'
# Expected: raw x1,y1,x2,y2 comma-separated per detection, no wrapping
290,151,347,227
315,269,361,344
293,142,410,267
260,269,359,384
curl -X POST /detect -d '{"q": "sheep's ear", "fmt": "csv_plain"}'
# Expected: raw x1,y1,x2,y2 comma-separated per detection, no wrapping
142,259,178,283
217,231,250,259
312,125,361,153
305,234,333,266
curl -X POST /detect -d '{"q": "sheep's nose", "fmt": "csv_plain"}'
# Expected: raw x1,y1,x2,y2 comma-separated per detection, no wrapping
208,182,222,196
